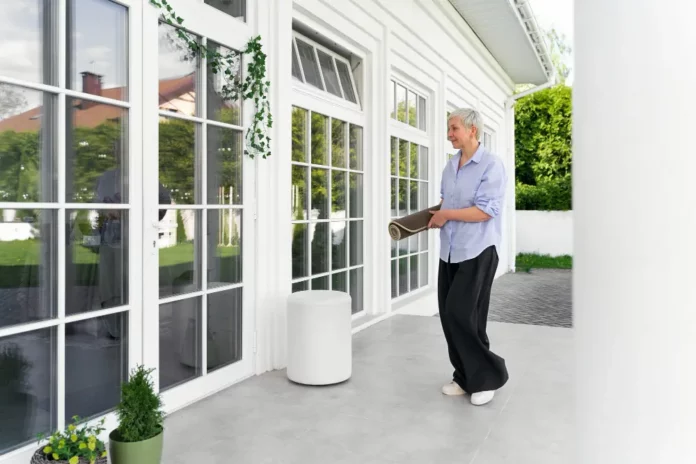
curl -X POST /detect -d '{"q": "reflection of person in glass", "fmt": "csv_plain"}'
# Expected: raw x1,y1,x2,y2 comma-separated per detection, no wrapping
95,140,170,339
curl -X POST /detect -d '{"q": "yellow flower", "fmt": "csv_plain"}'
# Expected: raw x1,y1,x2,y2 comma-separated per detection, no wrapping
52,453,59,460
71,434,78,442
42,446,52,454
90,460,96,464
79,442,87,450
88,441,96,451
69,457,79,464
88,435,97,444
68,424,76,432
101,451,107,457
59,439,66,448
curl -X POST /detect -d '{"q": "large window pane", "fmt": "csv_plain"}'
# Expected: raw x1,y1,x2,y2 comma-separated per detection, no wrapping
208,209,242,288
410,255,419,290
205,0,246,20
159,209,201,298
396,85,407,123
349,220,363,267
349,126,363,170
349,267,363,314
292,44,303,81
291,223,308,279
410,143,419,179
159,117,198,205
291,165,308,220
419,146,429,180
158,22,200,117
399,257,409,295
336,61,357,103
311,222,329,275
390,137,397,176
66,209,128,315
418,96,427,130
0,0,56,85
311,113,328,165
349,173,363,219
67,98,128,203
0,209,56,329
331,119,346,168
160,297,201,391
65,312,128,422
311,168,328,219
311,276,329,290
68,0,128,101
0,328,56,454
331,221,346,271
0,86,57,203
207,288,243,372
317,51,341,98
408,91,417,127
399,140,408,177
291,107,307,162
391,260,398,298
332,271,347,292
207,41,242,125
296,40,323,90
292,280,308,293
419,252,428,287
332,171,346,218
207,125,242,205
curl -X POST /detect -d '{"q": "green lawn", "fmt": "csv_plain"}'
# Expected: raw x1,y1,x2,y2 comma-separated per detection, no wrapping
0,240,239,267
516,253,572,272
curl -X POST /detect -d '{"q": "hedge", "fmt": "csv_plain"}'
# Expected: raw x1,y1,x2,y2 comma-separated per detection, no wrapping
515,177,572,211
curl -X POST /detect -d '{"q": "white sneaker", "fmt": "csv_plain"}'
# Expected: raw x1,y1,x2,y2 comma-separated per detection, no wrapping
442,381,466,396
471,390,495,406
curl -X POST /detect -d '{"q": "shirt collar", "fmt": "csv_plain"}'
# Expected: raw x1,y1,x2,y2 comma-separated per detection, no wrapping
451,143,485,170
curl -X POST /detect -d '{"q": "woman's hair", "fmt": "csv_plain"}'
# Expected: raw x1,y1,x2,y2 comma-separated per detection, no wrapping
448,108,483,141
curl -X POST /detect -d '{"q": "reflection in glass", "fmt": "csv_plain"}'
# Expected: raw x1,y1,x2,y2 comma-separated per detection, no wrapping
349,173,363,219
204,0,246,20
158,22,199,117
160,298,201,391
311,222,329,275
410,143,419,179
159,117,198,205
311,113,328,165
331,119,346,168
208,288,243,372
349,125,363,171
420,252,428,287
207,125,242,205
336,61,357,103
331,221,346,271
66,209,128,315
296,40,323,90
332,171,346,217
0,86,57,203
399,139,408,177
207,41,241,125
350,267,363,314
311,168,328,219
292,281,308,293
291,107,307,162
67,98,127,203
0,328,56,454
399,257,409,295
390,137,397,176
311,276,329,290
159,209,200,298
408,90,418,127
291,223,308,279
391,259,398,298
418,96,427,130
0,210,56,329
332,271,347,292
349,220,363,267
419,146,429,180
398,178,407,221
317,51,341,98
68,0,128,101
65,312,128,422
0,0,56,84
208,209,242,288
410,255,419,290
396,85,407,123
291,165,308,220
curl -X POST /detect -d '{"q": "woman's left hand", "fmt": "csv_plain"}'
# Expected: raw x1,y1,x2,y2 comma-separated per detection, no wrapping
428,210,448,229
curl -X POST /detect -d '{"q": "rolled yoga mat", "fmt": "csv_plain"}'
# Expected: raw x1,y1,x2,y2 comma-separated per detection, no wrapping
388,204,442,241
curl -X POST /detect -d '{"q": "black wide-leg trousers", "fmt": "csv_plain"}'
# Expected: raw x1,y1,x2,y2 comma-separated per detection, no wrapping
438,245,509,393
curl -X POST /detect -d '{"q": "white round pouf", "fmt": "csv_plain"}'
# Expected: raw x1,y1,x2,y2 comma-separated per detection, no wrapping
286,290,352,385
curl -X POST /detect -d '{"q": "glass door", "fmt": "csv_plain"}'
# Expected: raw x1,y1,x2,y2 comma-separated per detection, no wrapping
142,0,255,407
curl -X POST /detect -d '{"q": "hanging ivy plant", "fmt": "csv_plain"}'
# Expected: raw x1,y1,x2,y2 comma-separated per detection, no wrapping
150,0,273,159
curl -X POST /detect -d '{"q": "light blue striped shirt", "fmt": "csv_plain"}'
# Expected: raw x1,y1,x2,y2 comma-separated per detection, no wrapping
439,144,507,263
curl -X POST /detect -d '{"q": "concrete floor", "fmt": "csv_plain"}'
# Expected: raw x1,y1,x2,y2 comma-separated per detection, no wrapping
162,315,574,464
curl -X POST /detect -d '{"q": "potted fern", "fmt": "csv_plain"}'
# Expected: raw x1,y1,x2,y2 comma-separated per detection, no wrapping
109,365,165,464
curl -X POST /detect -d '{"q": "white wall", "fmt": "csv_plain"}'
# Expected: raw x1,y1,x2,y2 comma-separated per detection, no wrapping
516,210,573,256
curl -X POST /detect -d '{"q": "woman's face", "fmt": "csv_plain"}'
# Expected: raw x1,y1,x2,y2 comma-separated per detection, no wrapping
447,117,475,150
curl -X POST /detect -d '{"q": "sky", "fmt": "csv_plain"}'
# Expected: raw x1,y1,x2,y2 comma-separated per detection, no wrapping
529,0,574,85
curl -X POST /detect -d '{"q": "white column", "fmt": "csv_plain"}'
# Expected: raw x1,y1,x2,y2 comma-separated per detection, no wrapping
575,1,696,462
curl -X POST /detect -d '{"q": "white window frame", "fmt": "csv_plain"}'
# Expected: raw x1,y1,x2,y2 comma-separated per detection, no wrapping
0,0,143,461
291,31,361,112
389,77,428,132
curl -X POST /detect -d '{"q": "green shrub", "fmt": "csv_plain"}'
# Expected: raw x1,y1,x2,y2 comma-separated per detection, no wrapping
516,177,571,211
114,365,164,443
37,416,107,464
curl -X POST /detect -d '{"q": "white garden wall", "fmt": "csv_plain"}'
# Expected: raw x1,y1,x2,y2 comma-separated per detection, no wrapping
516,210,573,256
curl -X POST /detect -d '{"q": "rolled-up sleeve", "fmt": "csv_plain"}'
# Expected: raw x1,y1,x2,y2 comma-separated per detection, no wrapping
474,159,506,218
